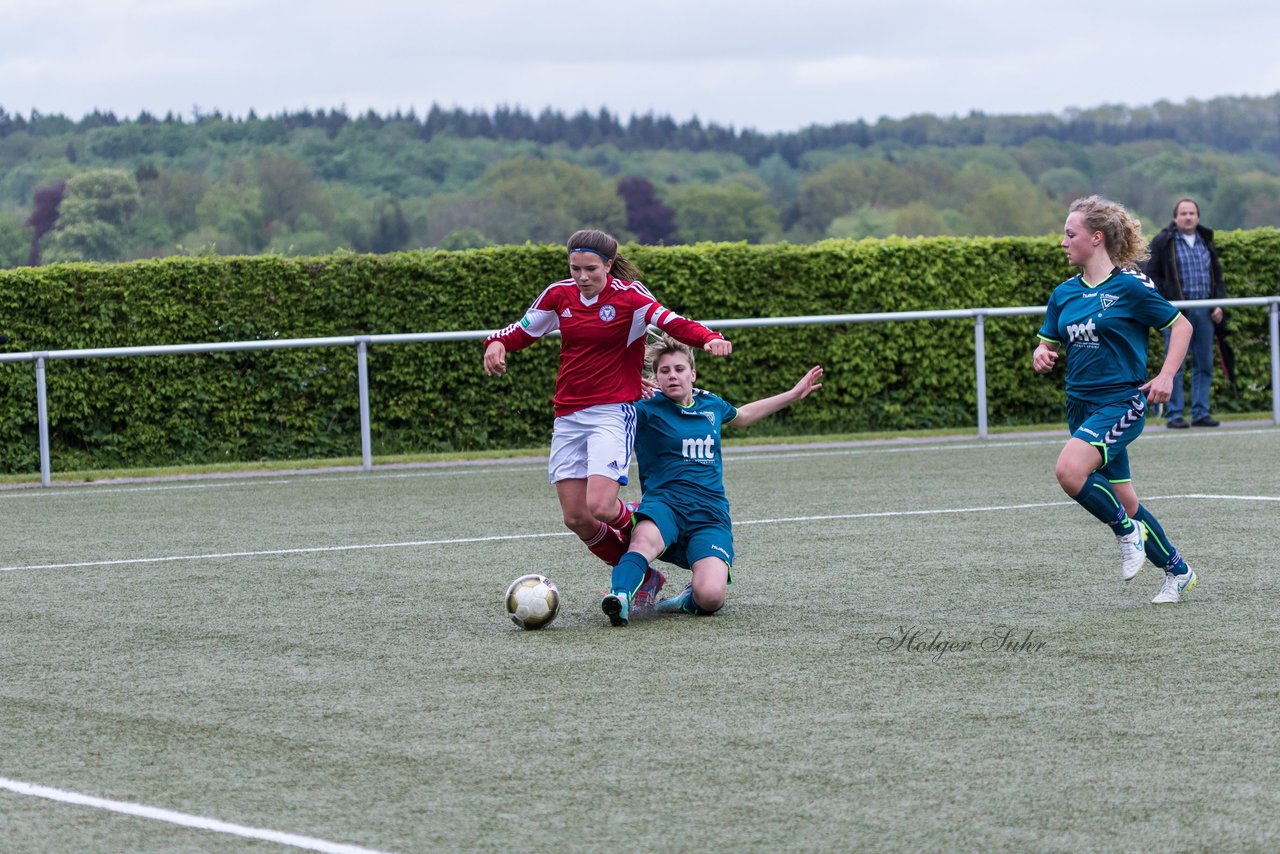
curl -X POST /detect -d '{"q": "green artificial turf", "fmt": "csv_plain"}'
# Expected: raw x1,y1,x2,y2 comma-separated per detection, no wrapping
2,426,1277,852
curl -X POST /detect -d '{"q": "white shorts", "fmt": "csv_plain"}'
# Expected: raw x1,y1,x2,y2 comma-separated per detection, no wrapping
548,403,635,485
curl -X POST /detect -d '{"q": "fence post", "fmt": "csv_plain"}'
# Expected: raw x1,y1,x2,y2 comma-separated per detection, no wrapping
357,338,372,471
36,355,51,487
974,313,988,438
1270,301,1280,426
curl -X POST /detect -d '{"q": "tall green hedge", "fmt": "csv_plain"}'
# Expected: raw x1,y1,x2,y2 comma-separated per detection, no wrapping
2,232,1277,473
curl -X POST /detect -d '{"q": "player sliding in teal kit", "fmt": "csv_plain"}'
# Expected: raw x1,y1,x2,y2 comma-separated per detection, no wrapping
1034,195,1199,604
600,335,823,626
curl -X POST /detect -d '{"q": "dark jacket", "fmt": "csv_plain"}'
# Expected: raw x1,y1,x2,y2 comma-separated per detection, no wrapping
1144,221,1226,303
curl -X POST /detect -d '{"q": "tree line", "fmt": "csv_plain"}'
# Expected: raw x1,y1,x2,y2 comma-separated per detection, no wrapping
6,93,1280,161
1,93,1279,267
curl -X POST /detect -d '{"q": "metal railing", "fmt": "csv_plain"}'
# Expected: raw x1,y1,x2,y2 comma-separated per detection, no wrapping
3,297,1277,486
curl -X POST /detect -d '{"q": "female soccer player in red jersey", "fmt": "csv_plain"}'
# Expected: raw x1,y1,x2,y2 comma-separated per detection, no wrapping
483,229,732,605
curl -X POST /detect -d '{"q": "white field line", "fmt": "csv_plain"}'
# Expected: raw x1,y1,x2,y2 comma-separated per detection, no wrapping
0,531,575,572
729,426,1279,461
0,776,393,854
739,493,1280,526
3,494,1276,574
2,427,1274,499
0,465,547,499
727,437,1067,461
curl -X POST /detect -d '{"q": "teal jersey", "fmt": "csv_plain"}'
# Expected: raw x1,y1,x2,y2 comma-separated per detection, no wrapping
633,389,738,523
1037,267,1180,401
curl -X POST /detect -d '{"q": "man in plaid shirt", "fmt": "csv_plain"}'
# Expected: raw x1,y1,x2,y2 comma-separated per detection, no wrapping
1144,197,1227,428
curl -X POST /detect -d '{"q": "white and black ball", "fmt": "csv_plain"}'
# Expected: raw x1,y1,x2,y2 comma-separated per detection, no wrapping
504,574,561,630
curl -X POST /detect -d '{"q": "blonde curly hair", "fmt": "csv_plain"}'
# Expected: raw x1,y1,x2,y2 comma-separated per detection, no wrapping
1069,195,1150,269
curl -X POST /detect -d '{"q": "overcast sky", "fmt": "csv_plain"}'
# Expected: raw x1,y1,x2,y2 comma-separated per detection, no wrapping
4,0,1279,134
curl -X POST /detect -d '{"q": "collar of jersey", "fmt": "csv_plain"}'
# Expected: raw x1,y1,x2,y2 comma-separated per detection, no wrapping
1078,266,1121,288
675,389,705,409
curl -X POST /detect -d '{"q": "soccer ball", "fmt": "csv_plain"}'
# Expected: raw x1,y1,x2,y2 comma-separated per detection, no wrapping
505,574,561,630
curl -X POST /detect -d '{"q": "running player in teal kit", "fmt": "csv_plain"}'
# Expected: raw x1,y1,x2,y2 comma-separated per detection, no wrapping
600,336,823,626
1034,196,1198,604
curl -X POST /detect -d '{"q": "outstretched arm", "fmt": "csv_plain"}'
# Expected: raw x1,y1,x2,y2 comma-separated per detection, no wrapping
730,366,823,429
646,300,732,358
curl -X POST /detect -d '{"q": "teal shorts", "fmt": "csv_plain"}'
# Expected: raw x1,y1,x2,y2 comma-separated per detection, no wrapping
1065,392,1147,482
635,500,735,573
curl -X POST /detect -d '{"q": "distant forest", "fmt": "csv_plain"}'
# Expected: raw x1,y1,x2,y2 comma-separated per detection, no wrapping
2,92,1279,266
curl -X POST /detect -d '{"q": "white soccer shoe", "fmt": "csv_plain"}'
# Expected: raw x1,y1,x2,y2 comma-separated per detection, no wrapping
1152,568,1197,604
1117,522,1146,581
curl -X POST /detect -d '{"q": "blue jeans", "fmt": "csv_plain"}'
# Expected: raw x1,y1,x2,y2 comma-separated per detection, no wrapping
1163,306,1215,422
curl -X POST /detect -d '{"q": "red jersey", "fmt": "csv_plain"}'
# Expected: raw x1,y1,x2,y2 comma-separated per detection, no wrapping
485,277,723,417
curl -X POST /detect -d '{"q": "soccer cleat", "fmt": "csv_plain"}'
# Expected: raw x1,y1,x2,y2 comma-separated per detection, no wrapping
654,582,694,615
601,590,631,627
1152,568,1197,604
631,566,666,612
1117,522,1146,581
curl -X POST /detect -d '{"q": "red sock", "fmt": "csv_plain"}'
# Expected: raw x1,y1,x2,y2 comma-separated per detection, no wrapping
607,499,634,531
582,522,627,567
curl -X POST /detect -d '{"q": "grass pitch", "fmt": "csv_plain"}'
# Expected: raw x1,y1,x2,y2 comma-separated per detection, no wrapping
2,426,1278,852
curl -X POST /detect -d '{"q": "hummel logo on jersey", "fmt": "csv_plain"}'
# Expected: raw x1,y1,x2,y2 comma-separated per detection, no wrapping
681,435,717,462
1067,318,1098,344
561,308,572,317
677,404,716,427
